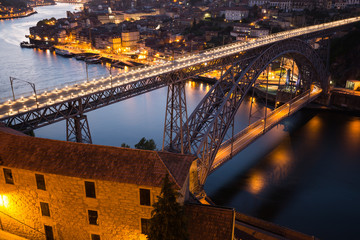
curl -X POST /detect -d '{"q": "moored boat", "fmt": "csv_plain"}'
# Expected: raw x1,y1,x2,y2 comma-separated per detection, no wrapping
75,54,86,60
20,41,35,48
85,57,101,64
55,48,74,57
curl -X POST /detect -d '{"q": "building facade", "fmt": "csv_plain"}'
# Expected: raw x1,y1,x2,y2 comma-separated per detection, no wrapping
121,31,140,48
224,7,249,21
0,129,193,240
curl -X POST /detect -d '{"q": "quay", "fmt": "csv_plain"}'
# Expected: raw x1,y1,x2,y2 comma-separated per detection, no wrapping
0,10,37,20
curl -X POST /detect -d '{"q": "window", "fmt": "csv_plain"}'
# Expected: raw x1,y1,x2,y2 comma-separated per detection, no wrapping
91,234,101,240
40,202,50,217
141,218,150,235
3,168,14,184
85,181,96,198
88,210,98,225
35,174,46,190
44,225,54,240
139,189,151,206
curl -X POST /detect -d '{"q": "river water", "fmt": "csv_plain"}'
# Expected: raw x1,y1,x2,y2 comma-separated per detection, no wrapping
1,4,360,240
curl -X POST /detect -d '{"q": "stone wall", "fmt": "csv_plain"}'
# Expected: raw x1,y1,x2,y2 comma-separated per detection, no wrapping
0,166,162,240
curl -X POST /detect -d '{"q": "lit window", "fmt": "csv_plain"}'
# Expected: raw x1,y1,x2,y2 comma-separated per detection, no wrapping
85,181,96,198
91,234,101,240
139,189,151,206
141,218,150,235
40,202,50,217
3,168,14,184
88,210,98,225
36,174,46,190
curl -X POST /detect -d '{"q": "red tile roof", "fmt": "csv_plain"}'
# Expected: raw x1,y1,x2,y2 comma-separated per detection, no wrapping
0,123,27,136
185,204,235,240
0,129,195,188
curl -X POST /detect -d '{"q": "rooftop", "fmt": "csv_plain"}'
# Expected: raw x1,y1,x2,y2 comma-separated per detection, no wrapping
185,204,235,240
0,127,195,189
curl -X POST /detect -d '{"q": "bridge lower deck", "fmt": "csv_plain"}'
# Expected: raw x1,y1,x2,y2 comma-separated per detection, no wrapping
211,87,322,172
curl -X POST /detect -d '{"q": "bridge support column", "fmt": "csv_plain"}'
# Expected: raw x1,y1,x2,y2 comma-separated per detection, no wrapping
66,114,92,144
162,82,189,153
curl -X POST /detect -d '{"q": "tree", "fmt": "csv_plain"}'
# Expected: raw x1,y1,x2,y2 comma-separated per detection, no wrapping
120,143,130,148
134,137,156,150
148,175,188,240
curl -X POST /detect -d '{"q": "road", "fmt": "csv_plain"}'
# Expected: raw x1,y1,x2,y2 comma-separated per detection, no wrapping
0,17,358,120
211,86,322,172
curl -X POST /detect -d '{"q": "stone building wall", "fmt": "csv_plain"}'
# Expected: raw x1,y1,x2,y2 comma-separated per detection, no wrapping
0,166,161,240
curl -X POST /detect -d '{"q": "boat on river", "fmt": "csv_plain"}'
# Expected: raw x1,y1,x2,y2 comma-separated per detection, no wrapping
55,48,74,58
85,57,101,64
20,41,35,48
75,54,86,60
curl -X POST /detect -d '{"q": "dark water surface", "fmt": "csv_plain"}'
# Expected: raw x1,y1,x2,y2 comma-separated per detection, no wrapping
1,4,360,240
205,109,360,240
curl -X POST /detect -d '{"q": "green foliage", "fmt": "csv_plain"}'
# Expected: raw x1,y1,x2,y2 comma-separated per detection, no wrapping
134,137,156,150
36,17,56,27
121,143,130,148
148,175,188,240
25,130,35,137
330,23,360,86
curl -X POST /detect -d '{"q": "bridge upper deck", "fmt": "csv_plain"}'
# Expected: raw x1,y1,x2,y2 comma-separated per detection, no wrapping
0,17,359,123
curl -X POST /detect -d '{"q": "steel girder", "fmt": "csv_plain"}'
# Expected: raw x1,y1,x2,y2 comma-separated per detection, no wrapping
175,39,327,189
66,114,92,144
162,82,190,153
1,53,247,132
0,20,356,132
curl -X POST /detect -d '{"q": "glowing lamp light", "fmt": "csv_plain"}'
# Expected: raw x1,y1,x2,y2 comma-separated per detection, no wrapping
0,195,9,208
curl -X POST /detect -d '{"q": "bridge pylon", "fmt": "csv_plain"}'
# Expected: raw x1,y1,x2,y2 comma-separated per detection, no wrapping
162,82,190,154
66,114,92,144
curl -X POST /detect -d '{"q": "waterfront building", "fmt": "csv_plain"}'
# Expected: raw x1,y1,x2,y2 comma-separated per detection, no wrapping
345,80,360,91
121,31,140,48
0,127,194,239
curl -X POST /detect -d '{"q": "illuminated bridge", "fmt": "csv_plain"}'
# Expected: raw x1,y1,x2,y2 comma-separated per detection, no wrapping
1,17,359,193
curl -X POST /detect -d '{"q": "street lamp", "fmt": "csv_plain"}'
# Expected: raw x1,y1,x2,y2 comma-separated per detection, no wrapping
106,64,113,87
9,77,38,107
85,62,89,83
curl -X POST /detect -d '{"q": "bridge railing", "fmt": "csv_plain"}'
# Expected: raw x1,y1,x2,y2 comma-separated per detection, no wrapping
1,17,358,105
211,89,322,171
220,90,312,148
0,73,111,103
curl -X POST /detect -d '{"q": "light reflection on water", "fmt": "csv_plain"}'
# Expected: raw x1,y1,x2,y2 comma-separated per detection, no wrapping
344,118,360,156
206,110,360,240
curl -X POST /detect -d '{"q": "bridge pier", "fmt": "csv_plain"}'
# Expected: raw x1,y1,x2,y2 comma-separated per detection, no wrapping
162,82,189,153
66,114,92,144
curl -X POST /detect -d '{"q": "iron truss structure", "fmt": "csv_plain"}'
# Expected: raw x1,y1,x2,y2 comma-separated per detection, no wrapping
0,17,358,143
168,39,327,192
1,54,242,132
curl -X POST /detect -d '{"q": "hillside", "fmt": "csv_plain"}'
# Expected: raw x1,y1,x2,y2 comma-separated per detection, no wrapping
330,23,360,87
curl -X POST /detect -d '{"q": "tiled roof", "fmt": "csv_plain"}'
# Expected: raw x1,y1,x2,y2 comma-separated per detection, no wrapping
185,204,235,240
0,129,195,188
0,123,27,136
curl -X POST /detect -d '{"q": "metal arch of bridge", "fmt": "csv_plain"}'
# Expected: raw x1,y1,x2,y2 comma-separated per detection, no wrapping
171,39,327,192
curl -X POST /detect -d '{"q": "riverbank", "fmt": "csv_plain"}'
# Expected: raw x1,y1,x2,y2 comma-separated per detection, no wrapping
0,10,37,20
